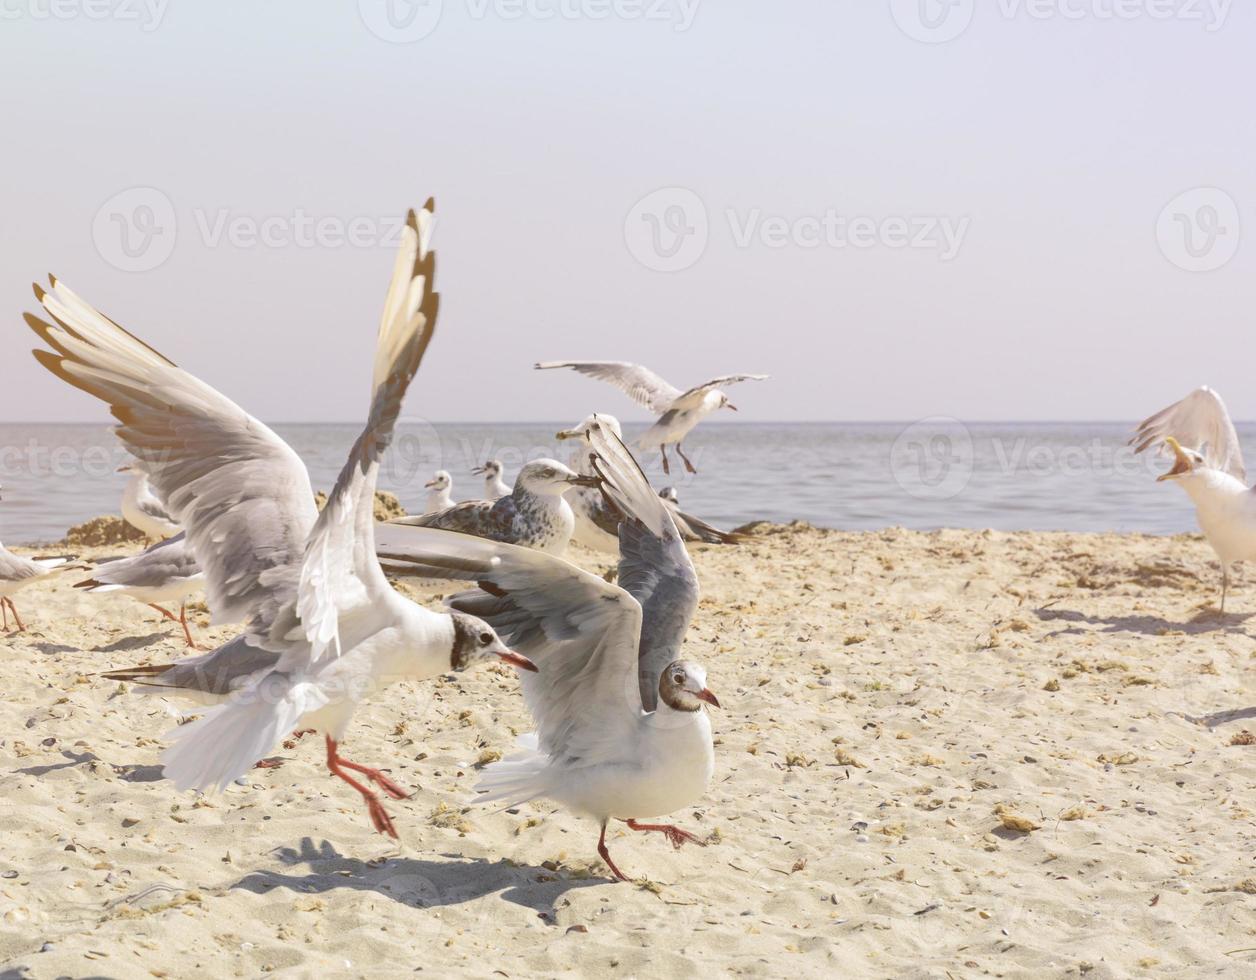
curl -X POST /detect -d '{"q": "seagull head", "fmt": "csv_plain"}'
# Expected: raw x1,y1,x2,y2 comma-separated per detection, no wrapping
555,413,623,443
472,460,503,478
517,459,600,495
719,393,738,412
658,486,679,505
449,612,537,674
425,470,451,491
659,660,720,712
1157,437,1206,482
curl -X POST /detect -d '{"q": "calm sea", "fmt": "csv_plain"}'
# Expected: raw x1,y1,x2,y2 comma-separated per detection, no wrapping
0,421,1249,545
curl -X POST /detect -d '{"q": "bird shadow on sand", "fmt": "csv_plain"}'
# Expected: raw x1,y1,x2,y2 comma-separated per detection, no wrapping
92,632,169,653
231,837,608,920
15,749,99,777
1034,606,1254,639
1174,705,1256,730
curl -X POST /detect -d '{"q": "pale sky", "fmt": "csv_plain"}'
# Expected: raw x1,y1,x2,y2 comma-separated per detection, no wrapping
1,1,1253,424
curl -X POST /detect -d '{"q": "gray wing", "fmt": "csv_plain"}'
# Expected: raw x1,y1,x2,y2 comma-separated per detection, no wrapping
672,507,744,546
135,491,177,531
535,360,682,414
588,427,699,711
0,546,45,585
391,496,514,541
672,373,770,410
27,280,317,639
80,533,200,589
102,633,280,697
1131,386,1246,483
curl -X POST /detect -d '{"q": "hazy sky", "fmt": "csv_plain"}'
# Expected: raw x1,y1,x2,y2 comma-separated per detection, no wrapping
2,1,1253,424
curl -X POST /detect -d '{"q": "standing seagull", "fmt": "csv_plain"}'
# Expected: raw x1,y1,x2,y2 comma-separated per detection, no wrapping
376,427,719,881
74,533,205,647
556,414,743,551
423,470,453,514
118,463,180,541
472,460,511,501
391,459,597,556
1131,386,1256,612
536,360,768,474
27,201,534,838
0,503,76,632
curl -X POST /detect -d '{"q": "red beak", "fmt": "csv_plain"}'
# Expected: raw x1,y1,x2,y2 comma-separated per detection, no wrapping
497,649,538,673
424,480,437,488
695,688,720,708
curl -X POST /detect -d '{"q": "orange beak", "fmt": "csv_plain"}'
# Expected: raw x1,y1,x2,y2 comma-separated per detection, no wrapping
1157,436,1194,482
497,649,538,672
695,688,720,708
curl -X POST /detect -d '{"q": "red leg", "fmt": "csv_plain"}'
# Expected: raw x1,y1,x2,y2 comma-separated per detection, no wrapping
336,757,409,800
6,599,26,633
676,443,698,475
178,603,200,649
1,598,8,631
598,820,630,882
147,603,179,622
660,446,671,475
325,736,400,838
625,818,707,850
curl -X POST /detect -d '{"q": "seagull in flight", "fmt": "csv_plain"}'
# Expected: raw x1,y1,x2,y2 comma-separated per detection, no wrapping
376,426,719,881
27,201,534,838
535,360,768,474
472,459,511,501
423,469,454,514
1131,386,1256,612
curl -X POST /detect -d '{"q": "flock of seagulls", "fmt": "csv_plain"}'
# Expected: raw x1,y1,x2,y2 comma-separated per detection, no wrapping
2,200,754,878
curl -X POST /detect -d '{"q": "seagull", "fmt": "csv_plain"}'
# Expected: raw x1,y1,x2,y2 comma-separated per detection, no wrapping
535,360,768,474
424,470,453,514
472,460,511,501
0,493,76,633
556,414,744,551
376,426,718,881
73,533,205,647
390,459,598,556
27,200,535,839
118,462,180,541
655,484,746,546
1131,386,1256,612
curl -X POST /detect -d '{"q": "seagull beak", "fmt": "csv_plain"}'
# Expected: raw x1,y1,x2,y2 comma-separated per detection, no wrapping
555,427,582,441
695,688,720,708
424,479,437,488
116,465,131,473
1158,436,1193,481
497,649,538,672
724,403,738,412
471,465,486,475
566,474,601,488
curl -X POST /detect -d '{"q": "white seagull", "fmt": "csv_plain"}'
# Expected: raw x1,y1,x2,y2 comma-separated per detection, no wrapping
1132,386,1255,612
376,426,718,881
0,492,76,633
472,459,511,500
118,462,180,541
556,414,744,551
535,360,768,474
73,533,205,648
423,470,453,514
27,201,535,838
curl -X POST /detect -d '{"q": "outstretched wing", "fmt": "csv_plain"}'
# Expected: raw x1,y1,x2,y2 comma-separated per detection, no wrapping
27,279,316,638
535,360,682,414
672,373,769,410
1131,386,1246,483
389,496,513,541
587,425,699,710
374,523,644,768
293,201,440,667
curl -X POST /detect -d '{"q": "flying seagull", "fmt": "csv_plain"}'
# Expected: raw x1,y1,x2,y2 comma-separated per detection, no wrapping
535,360,768,474
27,200,534,839
1131,386,1255,612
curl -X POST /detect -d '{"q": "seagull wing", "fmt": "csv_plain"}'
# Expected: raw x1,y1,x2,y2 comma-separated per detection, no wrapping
1131,386,1246,483
27,280,317,638
80,533,200,590
671,373,770,410
535,360,682,414
291,202,439,667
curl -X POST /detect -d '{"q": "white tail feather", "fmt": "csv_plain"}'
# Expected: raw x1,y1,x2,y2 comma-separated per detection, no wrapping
472,735,550,808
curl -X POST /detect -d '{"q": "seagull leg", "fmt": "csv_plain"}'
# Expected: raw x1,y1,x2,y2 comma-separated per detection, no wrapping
177,603,199,649
5,599,26,633
597,820,630,882
147,603,180,623
675,443,698,475
625,818,707,850
325,736,406,839
1221,565,1230,614
1,598,8,631
660,446,671,475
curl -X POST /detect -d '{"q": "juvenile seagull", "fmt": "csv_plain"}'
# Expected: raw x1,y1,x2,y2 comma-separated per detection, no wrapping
556,414,743,551
74,533,205,647
118,463,180,541
391,459,597,556
377,427,719,881
28,201,534,839
472,460,511,501
1132,386,1256,612
424,470,453,514
536,360,768,474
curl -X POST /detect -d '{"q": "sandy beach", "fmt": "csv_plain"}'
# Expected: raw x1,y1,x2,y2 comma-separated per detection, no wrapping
1,522,1255,978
